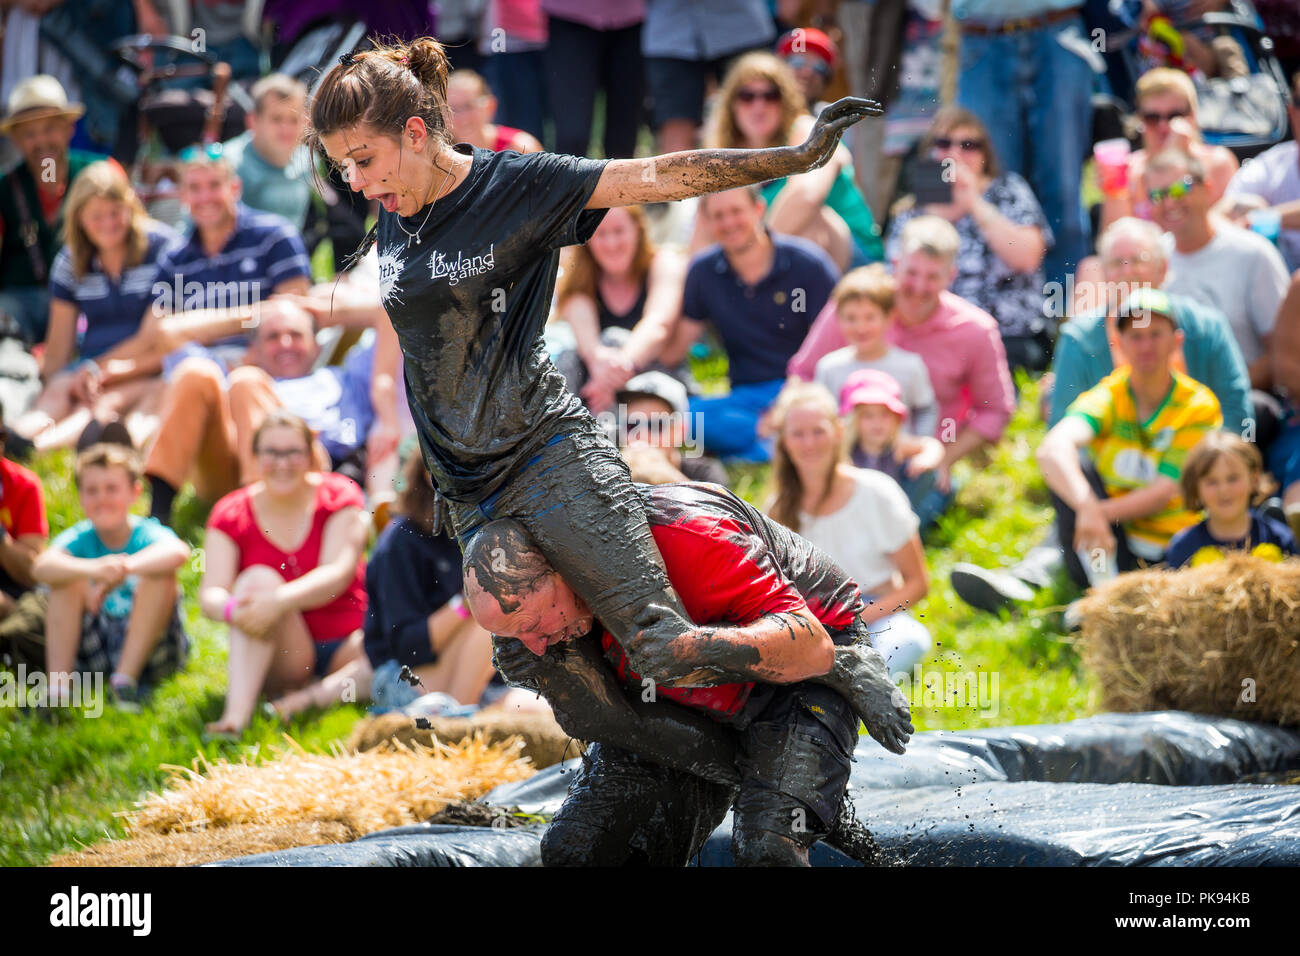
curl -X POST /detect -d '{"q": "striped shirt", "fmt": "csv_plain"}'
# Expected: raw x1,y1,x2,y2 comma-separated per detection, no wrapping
1066,368,1222,550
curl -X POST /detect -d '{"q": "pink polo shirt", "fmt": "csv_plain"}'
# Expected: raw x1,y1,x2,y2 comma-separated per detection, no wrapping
788,290,1015,443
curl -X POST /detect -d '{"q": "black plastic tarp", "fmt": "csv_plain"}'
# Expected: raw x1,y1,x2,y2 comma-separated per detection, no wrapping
211,711,1300,866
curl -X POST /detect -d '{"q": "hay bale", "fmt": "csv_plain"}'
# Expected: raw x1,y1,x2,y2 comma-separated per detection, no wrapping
51,822,356,867
347,710,581,769
1077,554,1300,724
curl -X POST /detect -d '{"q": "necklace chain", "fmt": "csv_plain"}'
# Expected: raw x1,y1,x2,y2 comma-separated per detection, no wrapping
395,156,456,247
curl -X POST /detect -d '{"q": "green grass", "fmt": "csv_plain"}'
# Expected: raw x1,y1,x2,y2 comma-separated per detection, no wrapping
0,372,1093,865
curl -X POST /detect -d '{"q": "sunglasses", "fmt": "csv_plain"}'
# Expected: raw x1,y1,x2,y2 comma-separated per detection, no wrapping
736,88,781,105
1140,109,1189,125
179,141,224,162
1147,175,1199,203
783,55,832,79
933,136,984,152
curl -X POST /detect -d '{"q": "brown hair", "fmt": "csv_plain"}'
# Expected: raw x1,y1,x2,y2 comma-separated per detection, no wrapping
833,263,895,315
306,36,454,161
1180,431,1264,512
62,161,151,279
921,105,1001,179
767,382,843,533
706,51,807,150
556,205,656,307
251,409,316,458
396,447,439,533
75,442,143,487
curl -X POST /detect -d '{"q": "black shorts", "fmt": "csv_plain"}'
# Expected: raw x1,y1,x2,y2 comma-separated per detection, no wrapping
75,605,188,688
644,47,762,128
541,681,858,865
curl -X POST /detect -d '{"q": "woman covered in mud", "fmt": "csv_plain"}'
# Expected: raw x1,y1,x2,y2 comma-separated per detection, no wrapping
306,36,878,660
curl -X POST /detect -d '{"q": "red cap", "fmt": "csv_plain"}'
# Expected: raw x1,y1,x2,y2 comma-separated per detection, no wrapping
839,368,907,418
776,28,838,69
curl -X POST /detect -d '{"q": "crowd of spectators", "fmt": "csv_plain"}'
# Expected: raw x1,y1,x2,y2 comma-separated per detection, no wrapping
1,0,1299,729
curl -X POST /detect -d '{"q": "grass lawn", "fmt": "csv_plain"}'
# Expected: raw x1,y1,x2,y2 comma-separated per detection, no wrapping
0,376,1095,866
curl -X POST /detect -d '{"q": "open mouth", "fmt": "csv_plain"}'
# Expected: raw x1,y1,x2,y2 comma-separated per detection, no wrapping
369,192,401,214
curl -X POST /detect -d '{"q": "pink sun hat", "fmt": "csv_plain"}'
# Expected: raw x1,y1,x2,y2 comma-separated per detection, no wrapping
839,368,907,418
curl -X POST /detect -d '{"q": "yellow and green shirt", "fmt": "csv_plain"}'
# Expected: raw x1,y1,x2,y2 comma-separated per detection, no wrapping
1065,368,1223,550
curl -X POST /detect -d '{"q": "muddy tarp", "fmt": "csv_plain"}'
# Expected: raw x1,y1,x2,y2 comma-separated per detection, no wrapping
210,824,543,867
211,711,1300,866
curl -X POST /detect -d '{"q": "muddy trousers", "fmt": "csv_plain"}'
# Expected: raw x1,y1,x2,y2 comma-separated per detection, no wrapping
446,426,691,649
541,682,858,867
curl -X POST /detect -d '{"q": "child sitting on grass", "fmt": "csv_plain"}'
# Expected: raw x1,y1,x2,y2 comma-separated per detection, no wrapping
813,263,936,437
33,444,191,709
840,369,945,526
1166,431,1297,569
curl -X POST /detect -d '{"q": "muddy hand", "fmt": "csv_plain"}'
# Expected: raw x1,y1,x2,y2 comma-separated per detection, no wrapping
801,96,884,170
626,603,701,684
819,643,913,754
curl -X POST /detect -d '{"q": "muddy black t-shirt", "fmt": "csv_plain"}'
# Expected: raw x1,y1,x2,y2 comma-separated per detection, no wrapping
376,144,611,502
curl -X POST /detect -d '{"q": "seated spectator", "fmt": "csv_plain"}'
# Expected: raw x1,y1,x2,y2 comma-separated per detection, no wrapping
841,369,946,528
774,27,842,127
445,70,544,154
887,107,1053,373
15,161,179,452
1151,149,1290,392
221,74,314,233
812,263,937,437
0,75,97,342
33,444,190,709
1166,431,1297,569
0,402,48,654
790,216,1016,500
1271,274,1300,539
1099,68,1238,233
1217,69,1300,272
954,220,1254,613
1036,290,1221,588
76,148,313,395
613,371,729,486
675,186,839,463
553,205,688,411
1136,0,1248,79
144,300,385,525
360,448,496,713
703,52,882,270
766,382,931,675
199,411,369,736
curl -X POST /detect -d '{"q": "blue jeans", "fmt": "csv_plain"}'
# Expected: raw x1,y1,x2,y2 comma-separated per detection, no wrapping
483,50,549,141
0,288,50,344
957,15,1095,285
689,379,786,463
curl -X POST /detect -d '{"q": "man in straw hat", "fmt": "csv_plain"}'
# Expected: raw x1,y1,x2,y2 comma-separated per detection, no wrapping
463,481,913,866
0,75,96,343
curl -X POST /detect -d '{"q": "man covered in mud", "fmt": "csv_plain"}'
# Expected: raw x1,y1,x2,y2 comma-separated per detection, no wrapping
462,481,913,867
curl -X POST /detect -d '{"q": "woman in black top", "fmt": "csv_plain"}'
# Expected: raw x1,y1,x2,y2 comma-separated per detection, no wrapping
308,36,876,664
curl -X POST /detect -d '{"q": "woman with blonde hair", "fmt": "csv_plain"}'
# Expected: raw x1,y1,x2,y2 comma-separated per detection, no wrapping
15,160,178,450
1099,67,1238,231
554,203,687,410
767,382,931,675
702,52,882,270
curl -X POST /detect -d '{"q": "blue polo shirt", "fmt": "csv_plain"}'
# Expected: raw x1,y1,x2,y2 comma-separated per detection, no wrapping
153,202,311,346
48,224,180,362
683,232,840,386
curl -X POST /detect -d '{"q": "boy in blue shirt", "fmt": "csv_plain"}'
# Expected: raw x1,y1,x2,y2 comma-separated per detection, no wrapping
34,444,191,709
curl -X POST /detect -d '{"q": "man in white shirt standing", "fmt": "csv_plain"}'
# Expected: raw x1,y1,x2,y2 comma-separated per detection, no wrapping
1150,148,1291,394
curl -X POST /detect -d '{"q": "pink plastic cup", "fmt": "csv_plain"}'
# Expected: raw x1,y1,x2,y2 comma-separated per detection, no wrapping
1094,138,1131,198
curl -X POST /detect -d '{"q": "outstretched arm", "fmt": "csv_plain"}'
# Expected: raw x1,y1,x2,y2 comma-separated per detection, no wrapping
584,97,882,209
492,634,741,786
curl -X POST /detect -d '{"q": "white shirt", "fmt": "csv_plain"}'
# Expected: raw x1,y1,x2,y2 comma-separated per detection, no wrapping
1162,225,1290,368
798,468,919,597
813,344,939,437
1225,140,1300,273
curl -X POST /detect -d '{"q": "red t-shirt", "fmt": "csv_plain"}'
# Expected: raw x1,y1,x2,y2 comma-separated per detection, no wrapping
0,457,48,539
207,472,367,642
599,484,862,718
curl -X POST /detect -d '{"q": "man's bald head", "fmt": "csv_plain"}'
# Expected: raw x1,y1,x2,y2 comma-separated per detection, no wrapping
462,519,555,617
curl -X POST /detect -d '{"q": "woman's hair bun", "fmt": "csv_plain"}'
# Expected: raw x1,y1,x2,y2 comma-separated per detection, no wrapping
404,37,450,101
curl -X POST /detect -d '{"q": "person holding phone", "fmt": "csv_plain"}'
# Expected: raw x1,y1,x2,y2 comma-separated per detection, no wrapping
887,107,1053,373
